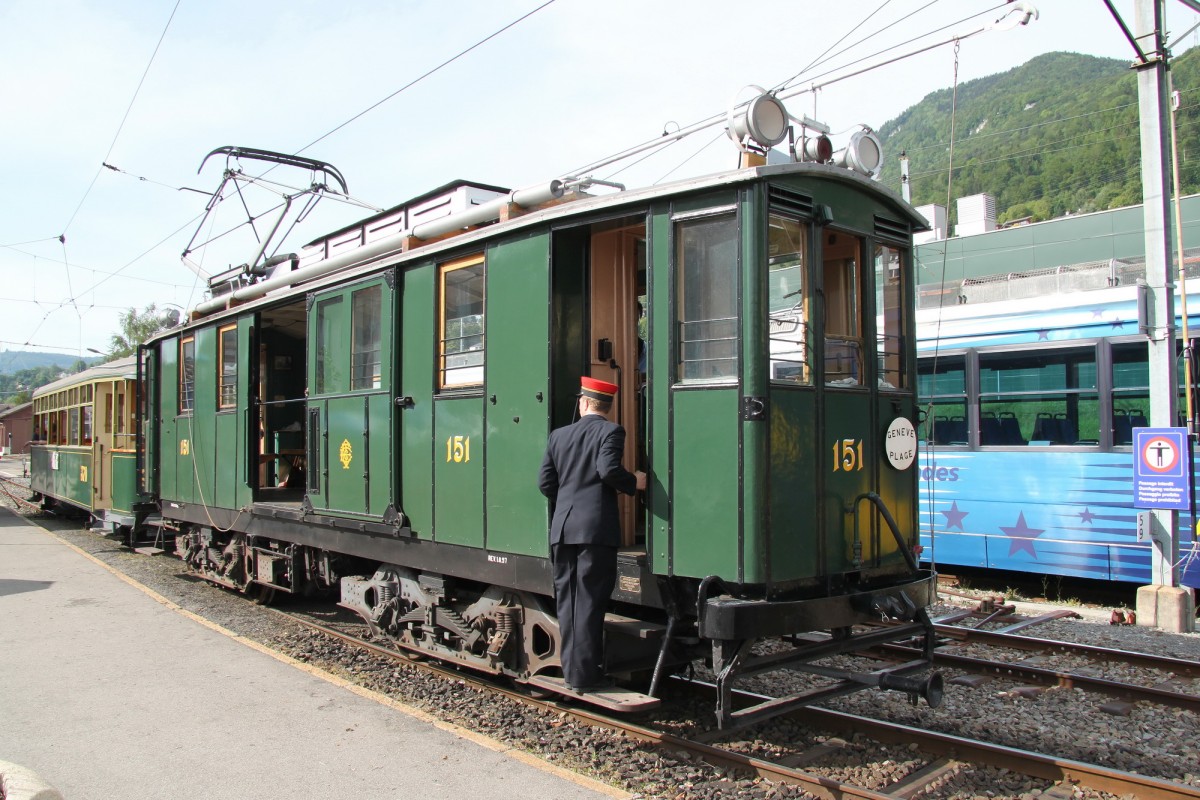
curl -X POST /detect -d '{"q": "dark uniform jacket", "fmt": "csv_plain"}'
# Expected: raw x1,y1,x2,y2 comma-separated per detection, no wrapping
538,414,637,547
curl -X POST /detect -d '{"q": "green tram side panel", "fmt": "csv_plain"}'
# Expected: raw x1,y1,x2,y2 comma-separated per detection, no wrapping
670,388,740,580
32,448,92,511
485,232,551,557
646,204,672,575
319,394,392,516
182,326,218,509
110,452,139,513
433,395,484,548
307,276,394,520
214,407,238,508
767,387,820,582
399,264,435,538
158,336,180,502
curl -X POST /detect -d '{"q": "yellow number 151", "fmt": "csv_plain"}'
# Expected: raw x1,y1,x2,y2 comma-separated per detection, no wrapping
832,438,863,472
446,435,471,463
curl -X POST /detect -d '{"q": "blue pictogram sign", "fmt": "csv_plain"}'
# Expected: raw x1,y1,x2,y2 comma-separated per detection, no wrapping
1133,427,1190,510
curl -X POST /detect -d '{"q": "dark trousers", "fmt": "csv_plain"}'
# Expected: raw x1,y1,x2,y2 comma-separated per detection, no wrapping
551,542,617,688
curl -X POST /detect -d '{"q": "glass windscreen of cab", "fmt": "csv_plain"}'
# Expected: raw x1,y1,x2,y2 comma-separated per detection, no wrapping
823,231,863,386
767,213,810,384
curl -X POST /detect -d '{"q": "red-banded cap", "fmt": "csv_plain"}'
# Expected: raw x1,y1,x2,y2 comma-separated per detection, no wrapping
580,376,618,400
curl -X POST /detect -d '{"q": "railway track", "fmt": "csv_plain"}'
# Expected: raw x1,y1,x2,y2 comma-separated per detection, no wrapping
276,606,1200,800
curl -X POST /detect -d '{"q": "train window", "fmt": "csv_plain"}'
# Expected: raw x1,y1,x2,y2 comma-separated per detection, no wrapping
81,405,92,446
68,407,80,446
179,336,195,414
315,296,346,394
439,254,486,389
677,213,738,382
823,232,863,386
874,244,906,389
218,325,237,409
767,213,810,384
979,347,1098,446
1112,343,1149,446
351,285,382,390
917,355,967,444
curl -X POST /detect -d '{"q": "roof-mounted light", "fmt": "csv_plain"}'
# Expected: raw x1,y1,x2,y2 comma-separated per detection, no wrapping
833,129,884,179
728,86,790,150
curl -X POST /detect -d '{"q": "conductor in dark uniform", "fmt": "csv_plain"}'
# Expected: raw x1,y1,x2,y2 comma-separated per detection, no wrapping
538,376,646,692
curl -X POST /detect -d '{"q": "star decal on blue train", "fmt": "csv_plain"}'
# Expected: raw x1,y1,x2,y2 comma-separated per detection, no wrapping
940,501,969,530
1036,329,1050,340
1078,508,1096,524
1110,318,1126,330
999,512,1045,557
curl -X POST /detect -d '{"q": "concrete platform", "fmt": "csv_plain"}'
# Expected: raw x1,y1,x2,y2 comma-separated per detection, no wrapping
0,508,625,800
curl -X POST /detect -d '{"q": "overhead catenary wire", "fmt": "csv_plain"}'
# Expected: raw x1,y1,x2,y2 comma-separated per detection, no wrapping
59,0,181,238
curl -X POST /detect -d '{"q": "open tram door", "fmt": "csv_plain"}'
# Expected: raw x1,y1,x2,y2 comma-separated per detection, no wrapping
550,217,648,547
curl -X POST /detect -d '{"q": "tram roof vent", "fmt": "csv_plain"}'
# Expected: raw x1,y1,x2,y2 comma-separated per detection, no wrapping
299,180,511,269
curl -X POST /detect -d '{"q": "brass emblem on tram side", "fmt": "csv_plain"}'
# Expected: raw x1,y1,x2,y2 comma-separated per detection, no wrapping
79,465,88,483
179,439,189,456
339,438,353,469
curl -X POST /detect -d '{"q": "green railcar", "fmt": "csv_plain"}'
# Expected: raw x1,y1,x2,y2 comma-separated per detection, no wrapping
30,356,153,539
147,144,938,726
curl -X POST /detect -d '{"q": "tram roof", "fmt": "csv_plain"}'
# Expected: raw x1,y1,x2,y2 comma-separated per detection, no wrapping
33,355,139,399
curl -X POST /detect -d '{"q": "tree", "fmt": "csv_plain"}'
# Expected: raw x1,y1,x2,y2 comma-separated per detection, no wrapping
107,304,174,360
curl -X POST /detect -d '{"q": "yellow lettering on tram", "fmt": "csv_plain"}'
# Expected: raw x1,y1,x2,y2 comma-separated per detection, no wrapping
339,439,353,469
445,435,470,463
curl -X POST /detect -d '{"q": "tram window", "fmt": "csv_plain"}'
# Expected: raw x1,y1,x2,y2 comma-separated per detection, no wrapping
979,348,1098,446
351,284,382,390
874,244,905,389
68,407,80,446
316,296,345,394
677,213,738,382
218,325,237,409
917,355,967,444
81,405,92,446
179,336,195,413
438,255,485,389
767,213,810,384
823,232,863,386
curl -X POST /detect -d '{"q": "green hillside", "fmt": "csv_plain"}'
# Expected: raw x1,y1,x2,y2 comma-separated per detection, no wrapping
877,49,1200,225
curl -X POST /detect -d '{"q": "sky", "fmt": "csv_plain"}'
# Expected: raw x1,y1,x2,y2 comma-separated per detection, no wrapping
2,0,1198,367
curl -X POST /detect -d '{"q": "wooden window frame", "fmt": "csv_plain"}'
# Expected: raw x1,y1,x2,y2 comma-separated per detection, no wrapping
179,336,196,414
218,324,238,410
437,253,486,390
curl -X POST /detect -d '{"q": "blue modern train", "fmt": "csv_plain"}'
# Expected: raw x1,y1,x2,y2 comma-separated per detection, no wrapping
915,259,1200,587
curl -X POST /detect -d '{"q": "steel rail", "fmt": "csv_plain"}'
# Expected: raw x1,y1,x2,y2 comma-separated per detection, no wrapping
876,642,1200,713
930,623,1200,678
783,702,1200,800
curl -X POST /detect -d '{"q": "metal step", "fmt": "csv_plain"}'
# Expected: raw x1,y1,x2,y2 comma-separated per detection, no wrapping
525,674,660,712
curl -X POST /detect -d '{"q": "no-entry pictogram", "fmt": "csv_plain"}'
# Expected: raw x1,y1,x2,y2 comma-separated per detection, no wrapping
1133,427,1190,510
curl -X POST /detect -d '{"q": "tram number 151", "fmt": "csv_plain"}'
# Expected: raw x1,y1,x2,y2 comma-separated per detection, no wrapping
832,438,864,472
446,435,471,463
